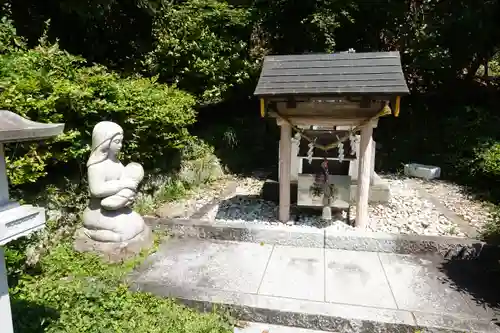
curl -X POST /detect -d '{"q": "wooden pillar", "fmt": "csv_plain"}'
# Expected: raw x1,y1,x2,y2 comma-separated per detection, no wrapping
355,124,374,228
278,120,292,223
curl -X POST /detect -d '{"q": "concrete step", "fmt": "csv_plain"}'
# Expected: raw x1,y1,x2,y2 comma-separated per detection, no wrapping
145,217,497,258
235,322,336,333
129,238,500,333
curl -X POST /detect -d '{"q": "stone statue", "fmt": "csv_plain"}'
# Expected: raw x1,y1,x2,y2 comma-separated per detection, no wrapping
81,121,146,243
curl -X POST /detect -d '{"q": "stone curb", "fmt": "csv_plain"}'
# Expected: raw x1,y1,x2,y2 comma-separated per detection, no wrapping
144,217,500,259
129,279,499,333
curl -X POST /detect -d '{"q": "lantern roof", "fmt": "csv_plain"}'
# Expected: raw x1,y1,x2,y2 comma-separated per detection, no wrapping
0,110,65,143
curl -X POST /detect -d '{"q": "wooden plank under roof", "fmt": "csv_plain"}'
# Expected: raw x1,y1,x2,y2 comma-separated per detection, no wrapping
254,51,409,97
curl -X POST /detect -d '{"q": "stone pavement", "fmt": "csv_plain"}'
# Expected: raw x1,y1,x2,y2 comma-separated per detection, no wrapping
235,322,333,333
129,238,500,332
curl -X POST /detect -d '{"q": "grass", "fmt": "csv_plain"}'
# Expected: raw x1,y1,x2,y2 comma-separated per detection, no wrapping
7,232,233,333
5,148,231,333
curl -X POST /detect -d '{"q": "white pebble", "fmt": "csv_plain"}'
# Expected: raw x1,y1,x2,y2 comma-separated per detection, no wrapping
191,174,492,237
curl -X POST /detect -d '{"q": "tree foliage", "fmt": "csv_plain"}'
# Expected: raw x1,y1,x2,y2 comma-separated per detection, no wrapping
2,0,500,206
0,19,196,186
6,0,162,70
145,0,257,102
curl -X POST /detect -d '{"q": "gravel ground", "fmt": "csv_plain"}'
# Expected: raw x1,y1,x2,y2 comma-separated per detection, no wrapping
409,177,494,232
366,175,465,236
198,174,495,237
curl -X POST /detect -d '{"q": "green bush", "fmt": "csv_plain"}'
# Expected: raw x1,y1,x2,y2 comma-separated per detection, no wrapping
475,142,500,178
145,0,257,103
0,14,24,52
0,21,197,186
7,241,232,333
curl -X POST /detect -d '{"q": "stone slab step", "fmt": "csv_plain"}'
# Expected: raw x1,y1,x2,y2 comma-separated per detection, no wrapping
235,322,336,333
129,238,500,333
145,217,500,259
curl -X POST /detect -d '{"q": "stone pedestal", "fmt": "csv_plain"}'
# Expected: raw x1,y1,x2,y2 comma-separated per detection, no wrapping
262,177,390,204
74,225,154,263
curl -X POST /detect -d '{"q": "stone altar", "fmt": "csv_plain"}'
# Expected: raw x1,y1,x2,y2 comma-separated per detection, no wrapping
0,110,64,333
276,130,390,204
74,121,153,262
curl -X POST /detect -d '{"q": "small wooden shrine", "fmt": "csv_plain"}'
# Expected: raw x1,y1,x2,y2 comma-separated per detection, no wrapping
254,51,409,227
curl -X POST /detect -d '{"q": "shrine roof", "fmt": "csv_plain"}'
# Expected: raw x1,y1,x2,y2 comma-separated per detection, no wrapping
254,51,409,98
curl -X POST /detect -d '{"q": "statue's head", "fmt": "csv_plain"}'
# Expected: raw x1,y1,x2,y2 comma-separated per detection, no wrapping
87,121,124,167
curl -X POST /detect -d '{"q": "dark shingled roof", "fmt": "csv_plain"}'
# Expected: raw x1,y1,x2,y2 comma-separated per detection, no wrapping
254,51,409,97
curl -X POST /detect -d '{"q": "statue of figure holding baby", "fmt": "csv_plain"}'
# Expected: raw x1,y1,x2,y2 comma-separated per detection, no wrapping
75,121,152,259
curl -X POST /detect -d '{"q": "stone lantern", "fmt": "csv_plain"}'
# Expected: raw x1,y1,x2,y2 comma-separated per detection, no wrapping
0,110,64,333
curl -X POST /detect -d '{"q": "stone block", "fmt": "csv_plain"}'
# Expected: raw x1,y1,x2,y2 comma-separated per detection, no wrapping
259,246,324,301
297,174,351,209
130,237,500,333
234,322,329,333
350,173,390,203
378,253,478,315
262,175,390,205
413,312,500,333
261,180,298,204
324,249,396,308
404,163,441,180
155,201,191,218
73,225,154,263
0,204,46,246
135,238,273,294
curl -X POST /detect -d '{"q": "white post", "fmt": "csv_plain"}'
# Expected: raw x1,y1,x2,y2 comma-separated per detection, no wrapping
278,121,292,223
0,143,13,333
0,248,14,333
355,124,374,228
0,144,9,206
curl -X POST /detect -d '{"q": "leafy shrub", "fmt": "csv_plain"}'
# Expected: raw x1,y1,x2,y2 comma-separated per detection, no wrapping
178,153,224,186
0,20,197,186
481,206,500,244
475,142,500,178
7,241,233,333
177,136,224,185
144,0,257,103
0,14,24,52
